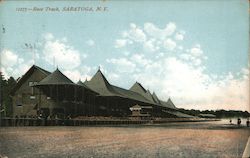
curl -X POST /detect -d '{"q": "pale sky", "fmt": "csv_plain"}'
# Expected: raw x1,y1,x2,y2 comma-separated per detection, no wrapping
0,0,249,112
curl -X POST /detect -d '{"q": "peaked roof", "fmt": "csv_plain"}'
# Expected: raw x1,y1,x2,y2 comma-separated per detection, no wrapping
129,82,177,109
145,90,156,103
10,65,51,95
77,80,85,86
130,82,156,104
152,92,160,104
85,70,118,96
77,80,94,90
36,68,74,85
159,100,176,109
130,82,147,94
112,85,153,104
166,98,176,108
85,70,154,104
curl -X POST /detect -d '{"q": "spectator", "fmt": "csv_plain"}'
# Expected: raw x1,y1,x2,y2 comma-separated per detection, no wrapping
237,118,241,126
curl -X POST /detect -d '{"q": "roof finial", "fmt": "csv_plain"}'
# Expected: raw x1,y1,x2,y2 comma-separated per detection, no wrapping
98,65,101,71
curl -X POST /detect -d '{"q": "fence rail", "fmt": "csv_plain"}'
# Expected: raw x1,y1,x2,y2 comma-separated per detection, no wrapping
0,117,220,127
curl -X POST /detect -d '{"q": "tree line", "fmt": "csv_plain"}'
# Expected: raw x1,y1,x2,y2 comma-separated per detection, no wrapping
178,108,250,118
0,73,17,117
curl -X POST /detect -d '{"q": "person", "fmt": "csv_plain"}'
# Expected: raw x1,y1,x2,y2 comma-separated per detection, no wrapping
246,118,250,127
15,115,19,126
237,118,241,126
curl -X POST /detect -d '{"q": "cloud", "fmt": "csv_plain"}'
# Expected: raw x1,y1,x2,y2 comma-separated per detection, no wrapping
63,70,82,82
164,38,176,50
111,22,249,111
165,22,177,36
106,58,136,73
190,44,203,57
63,65,95,82
175,32,185,41
0,49,32,79
44,33,54,41
180,53,191,61
124,23,146,42
130,53,151,67
144,23,163,38
42,33,83,70
131,57,249,111
143,39,160,52
116,22,180,53
86,39,95,46
106,72,120,82
193,58,202,66
13,62,33,78
115,39,127,48
1,49,18,67
179,44,207,68
144,22,176,39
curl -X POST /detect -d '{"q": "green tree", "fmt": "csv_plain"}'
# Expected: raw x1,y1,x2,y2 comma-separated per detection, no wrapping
0,72,7,117
0,73,16,117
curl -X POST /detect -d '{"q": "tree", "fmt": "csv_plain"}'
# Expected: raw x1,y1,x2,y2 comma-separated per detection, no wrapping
0,73,16,117
0,72,7,117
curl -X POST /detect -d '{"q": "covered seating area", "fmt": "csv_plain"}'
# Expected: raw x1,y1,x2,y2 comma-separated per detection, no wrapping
33,68,98,118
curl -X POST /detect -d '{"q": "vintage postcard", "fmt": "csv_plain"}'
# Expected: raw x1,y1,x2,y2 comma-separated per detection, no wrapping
0,0,249,158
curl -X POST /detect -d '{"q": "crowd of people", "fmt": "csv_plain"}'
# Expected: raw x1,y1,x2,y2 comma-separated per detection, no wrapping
230,118,250,127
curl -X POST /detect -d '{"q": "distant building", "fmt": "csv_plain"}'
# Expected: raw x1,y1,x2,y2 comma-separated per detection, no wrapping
129,82,188,117
199,114,216,118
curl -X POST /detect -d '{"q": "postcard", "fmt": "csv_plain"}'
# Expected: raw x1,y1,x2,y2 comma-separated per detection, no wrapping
0,0,249,158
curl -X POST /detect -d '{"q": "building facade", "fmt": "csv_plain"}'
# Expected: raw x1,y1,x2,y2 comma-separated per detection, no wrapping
10,65,192,119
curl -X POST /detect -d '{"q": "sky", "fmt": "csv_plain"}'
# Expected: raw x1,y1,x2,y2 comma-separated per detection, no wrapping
0,0,249,112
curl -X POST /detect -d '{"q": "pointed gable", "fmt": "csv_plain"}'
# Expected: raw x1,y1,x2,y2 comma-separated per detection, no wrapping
83,78,88,84
85,71,154,104
10,65,51,95
166,98,176,108
159,98,176,109
76,79,95,91
36,68,74,85
85,70,117,96
145,90,156,103
129,82,156,104
152,92,160,104
130,82,147,94
77,80,85,86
